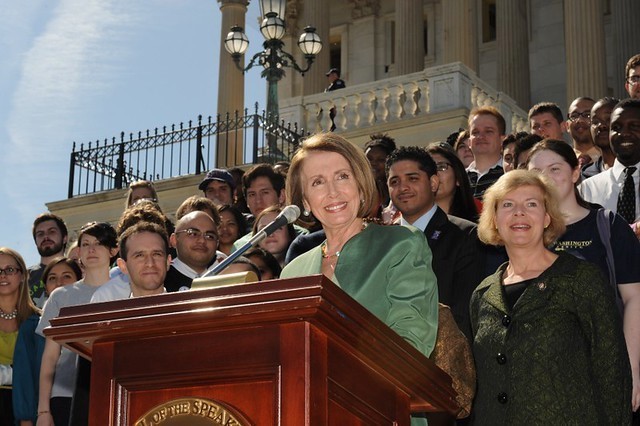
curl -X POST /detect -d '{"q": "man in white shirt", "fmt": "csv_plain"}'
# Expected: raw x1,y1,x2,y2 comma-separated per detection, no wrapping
117,222,170,297
91,222,170,302
580,99,640,225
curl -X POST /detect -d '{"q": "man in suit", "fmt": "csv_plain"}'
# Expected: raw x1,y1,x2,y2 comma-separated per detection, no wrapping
387,146,486,338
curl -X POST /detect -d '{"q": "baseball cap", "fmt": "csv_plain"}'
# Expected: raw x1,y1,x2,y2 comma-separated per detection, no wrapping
325,68,340,77
198,169,236,191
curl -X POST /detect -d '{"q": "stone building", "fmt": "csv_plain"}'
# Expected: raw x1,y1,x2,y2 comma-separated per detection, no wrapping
49,0,640,232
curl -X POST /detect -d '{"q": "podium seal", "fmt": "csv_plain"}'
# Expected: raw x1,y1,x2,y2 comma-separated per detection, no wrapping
135,397,251,426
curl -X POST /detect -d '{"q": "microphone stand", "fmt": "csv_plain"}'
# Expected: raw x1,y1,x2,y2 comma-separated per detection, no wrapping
202,230,270,278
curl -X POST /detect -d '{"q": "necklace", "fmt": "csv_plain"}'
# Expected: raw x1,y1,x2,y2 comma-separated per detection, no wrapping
0,308,17,320
321,242,340,258
321,220,370,259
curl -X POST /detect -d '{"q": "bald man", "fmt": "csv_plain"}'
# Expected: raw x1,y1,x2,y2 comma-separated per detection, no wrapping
165,211,226,292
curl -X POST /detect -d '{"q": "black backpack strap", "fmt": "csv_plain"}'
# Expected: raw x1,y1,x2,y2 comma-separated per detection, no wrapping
596,208,624,314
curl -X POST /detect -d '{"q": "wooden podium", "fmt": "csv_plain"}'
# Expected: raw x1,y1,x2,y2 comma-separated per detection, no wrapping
46,275,458,425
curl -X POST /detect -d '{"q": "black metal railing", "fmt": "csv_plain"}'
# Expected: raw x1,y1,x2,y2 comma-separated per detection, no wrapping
68,104,307,198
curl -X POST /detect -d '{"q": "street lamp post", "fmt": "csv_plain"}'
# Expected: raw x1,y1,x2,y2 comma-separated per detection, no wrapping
223,0,322,158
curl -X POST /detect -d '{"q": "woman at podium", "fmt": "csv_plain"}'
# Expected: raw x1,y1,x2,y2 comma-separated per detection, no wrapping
280,133,439,358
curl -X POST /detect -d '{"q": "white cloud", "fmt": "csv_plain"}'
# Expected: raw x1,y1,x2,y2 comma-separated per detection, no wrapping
1,0,141,262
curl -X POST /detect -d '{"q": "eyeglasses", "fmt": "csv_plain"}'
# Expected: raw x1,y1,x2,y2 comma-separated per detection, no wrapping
627,76,640,85
175,228,218,242
568,112,590,122
0,267,22,276
436,162,452,172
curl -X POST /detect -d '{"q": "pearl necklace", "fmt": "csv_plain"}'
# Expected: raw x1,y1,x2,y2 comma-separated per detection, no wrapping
0,308,17,320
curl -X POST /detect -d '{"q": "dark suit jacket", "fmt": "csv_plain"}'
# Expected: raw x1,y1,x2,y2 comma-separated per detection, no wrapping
423,207,486,339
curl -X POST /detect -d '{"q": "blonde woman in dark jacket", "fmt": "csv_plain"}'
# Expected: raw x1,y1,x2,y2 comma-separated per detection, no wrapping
470,170,631,425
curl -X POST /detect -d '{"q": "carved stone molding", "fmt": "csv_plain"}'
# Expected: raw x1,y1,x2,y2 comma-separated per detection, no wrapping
285,0,301,35
348,0,380,20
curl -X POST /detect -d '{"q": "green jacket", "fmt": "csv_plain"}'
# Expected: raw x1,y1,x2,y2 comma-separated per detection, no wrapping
281,223,438,357
470,252,631,425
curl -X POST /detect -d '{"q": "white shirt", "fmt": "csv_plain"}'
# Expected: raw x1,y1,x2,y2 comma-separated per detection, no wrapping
399,204,437,233
579,159,640,223
90,274,131,303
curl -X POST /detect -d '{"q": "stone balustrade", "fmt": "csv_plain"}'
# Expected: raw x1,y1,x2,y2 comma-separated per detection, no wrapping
279,62,529,136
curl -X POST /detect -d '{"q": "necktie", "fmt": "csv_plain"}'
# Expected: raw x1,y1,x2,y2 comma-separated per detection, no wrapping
617,166,637,224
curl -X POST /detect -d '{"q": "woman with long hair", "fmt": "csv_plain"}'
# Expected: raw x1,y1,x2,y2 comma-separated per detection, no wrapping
13,257,81,425
426,143,480,222
217,205,247,256
0,248,39,425
527,138,640,412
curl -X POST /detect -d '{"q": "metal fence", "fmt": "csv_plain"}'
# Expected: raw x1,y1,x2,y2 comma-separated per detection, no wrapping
68,104,307,198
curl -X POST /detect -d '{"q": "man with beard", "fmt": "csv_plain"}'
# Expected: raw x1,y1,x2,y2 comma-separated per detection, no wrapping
581,99,640,225
567,97,599,167
29,213,68,307
164,210,225,292
625,54,640,100
582,97,619,179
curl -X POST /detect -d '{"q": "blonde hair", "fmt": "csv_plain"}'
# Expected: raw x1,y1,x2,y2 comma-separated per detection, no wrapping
0,247,39,323
478,170,566,247
286,133,376,223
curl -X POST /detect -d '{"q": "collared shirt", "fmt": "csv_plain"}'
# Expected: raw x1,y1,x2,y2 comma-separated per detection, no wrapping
581,156,611,180
399,204,437,232
580,159,640,223
128,288,166,298
574,145,601,165
172,251,227,279
467,158,504,199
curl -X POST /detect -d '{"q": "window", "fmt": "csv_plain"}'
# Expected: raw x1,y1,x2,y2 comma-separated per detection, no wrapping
329,34,342,72
482,0,496,43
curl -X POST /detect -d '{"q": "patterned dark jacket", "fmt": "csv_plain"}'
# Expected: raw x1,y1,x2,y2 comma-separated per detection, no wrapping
470,252,631,425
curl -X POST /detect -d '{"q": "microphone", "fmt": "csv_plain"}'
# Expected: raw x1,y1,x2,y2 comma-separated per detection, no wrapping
252,205,301,242
201,205,301,277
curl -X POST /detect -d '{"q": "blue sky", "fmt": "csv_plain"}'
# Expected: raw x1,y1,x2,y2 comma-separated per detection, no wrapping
0,1,266,265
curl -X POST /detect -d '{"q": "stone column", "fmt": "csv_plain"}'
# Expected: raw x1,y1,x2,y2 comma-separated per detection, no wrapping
564,0,607,103
217,0,249,167
441,0,478,72
394,0,424,75
496,0,530,108
301,0,330,95
611,0,640,98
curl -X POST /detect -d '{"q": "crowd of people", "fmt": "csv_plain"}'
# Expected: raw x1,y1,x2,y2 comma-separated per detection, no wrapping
1,54,639,425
